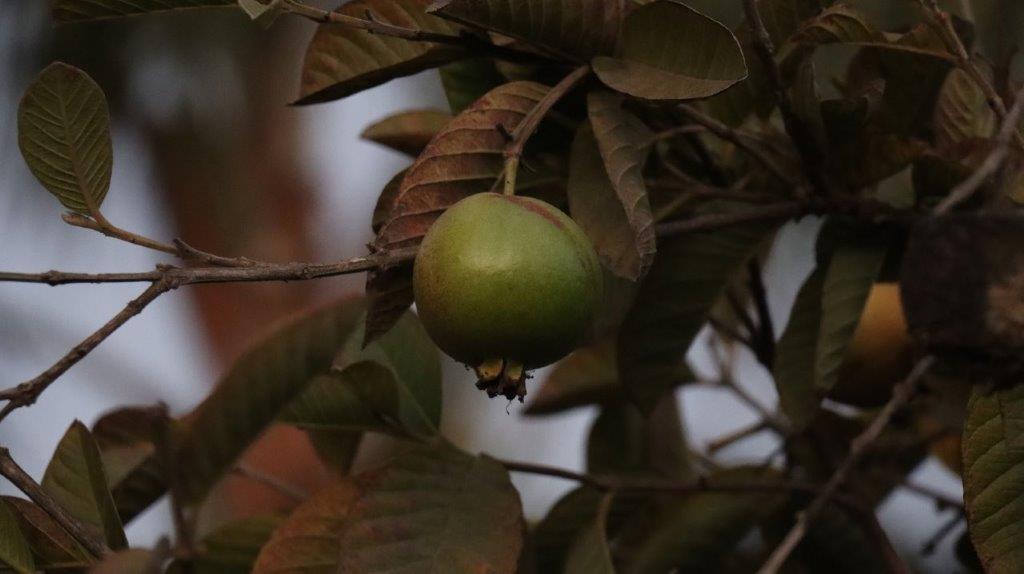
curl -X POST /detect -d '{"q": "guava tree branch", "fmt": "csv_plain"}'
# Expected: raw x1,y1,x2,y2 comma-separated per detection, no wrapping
756,356,937,574
0,248,417,423
0,280,174,424
502,64,591,195
677,104,798,187
0,447,110,558
934,85,1024,214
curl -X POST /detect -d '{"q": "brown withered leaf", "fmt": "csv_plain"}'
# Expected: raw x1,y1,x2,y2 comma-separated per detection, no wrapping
586,91,656,279
365,81,550,343
361,109,453,157
371,168,408,234
296,0,464,105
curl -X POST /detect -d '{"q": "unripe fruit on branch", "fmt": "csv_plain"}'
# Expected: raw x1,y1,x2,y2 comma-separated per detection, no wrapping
413,193,603,401
829,283,915,407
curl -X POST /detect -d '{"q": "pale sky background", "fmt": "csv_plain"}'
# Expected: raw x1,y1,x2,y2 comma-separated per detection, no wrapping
0,3,966,571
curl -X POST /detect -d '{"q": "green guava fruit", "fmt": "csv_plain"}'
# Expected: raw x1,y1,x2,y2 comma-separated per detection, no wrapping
413,192,603,400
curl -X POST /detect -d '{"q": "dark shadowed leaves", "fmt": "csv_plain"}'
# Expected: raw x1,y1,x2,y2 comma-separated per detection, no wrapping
42,421,127,550
173,298,366,504
254,441,522,573
438,59,506,114
618,222,774,411
361,109,452,157
618,468,787,573
366,81,549,342
0,499,34,574
90,548,162,574
587,394,691,481
283,310,442,438
521,487,602,574
91,406,166,524
51,0,232,21
564,493,615,574
296,0,463,105
18,63,112,215
964,386,1024,574
592,1,747,101
428,0,621,61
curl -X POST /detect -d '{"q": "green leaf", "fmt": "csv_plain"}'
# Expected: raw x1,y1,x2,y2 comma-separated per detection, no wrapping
254,441,523,573
173,297,367,504
0,499,34,574
592,1,747,101
51,0,233,21
91,406,166,525
618,223,774,411
2,498,91,568
195,515,281,574
438,59,506,114
283,310,441,438
428,0,621,61
964,385,1024,574
91,407,161,489
42,421,127,550
252,481,362,574
581,92,656,279
17,62,112,215
296,0,463,105
367,81,549,342
521,487,602,574
997,384,1024,450
526,339,623,415
361,109,452,157
305,429,362,477
814,233,889,394
618,468,787,573
90,548,161,574
774,225,888,428
773,265,827,430
587,394,691,480
934,67,997,149
564,493,615,574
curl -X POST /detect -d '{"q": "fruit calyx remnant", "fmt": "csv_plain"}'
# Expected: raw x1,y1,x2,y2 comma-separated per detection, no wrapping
474,358,529,402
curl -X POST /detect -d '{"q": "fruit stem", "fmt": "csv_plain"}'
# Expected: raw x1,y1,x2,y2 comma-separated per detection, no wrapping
503,156,519,196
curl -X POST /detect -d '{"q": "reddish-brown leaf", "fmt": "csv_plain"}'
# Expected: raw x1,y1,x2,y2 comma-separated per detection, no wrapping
365,81,550,343
361,109,453,157
296,0,463,105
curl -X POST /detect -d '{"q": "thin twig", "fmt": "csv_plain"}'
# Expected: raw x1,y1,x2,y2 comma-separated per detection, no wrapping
747,259,776,369
677,104,798,186
756,356,937,574
232,463,308,502
0,447,110,558
64,213,178,256
707,420,771,453
0,247,418,287
922,512,965,555
741,0,834,195
0,280,175,423
933,85,1024,214
903,480,965,511
502,64,591,194
656,202,808,236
